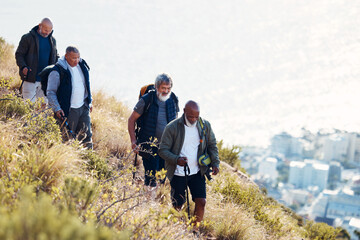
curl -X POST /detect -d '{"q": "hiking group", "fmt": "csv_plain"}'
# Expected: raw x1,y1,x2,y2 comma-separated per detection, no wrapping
15,17,220,226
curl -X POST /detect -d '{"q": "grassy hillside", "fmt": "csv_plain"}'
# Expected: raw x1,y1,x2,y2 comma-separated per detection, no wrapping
0,37,343,239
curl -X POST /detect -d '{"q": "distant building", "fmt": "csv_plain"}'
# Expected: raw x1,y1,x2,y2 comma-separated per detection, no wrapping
320,133,357,163
271,132,303,158
328,162,342,184
323,135,348,162
323,177,360,219
288,159,329,191
348,218,360,240
258,157,278,181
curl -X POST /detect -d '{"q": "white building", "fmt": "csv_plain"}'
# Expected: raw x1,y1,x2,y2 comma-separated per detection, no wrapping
323,135,348,162
321,133,357,163
288,159,329,191
258,157,278,181
271,132,303,158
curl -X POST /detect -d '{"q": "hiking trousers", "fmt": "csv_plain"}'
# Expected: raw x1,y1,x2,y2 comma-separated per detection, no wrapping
67,104,93,149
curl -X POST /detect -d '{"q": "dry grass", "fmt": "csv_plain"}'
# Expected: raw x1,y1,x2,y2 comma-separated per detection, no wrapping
91,91,131,158
0,37,21,90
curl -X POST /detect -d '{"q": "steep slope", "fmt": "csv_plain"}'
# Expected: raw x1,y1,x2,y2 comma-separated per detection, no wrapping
0,37,342,240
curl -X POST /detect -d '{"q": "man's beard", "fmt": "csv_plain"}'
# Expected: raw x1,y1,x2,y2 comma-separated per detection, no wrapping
157,91,171,102
185,114,197,127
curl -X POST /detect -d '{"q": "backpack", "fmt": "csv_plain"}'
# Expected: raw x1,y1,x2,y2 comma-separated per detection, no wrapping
135,84,179,141
38,64,64,96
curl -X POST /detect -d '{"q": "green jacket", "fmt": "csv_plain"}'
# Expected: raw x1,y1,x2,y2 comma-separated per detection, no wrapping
159,114,220,181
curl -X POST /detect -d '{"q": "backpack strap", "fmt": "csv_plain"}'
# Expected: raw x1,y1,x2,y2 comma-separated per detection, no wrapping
199,117,206,143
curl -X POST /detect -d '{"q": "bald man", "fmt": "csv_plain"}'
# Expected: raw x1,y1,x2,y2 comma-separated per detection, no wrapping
159,100,220,226
16,18,59,102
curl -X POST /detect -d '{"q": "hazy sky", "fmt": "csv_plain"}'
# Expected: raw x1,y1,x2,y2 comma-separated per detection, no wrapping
1,0,359,147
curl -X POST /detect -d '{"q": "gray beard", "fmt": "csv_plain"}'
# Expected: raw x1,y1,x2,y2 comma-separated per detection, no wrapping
157,92,171,102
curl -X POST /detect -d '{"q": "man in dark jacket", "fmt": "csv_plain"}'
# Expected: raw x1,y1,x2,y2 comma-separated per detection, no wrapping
159,100,220,226
47,46,93,149
128,73,179,187
15,18,59,102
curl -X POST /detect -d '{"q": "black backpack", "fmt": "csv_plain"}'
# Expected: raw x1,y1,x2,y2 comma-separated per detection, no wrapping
135,84,179,141
38,64,64,96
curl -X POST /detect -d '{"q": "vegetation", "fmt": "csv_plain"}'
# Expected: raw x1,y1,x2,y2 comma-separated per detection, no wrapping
0,37,344,239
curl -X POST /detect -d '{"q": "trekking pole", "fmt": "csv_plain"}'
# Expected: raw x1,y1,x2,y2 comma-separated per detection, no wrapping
63,118,76,139
132,153,138,179
184,163,191,220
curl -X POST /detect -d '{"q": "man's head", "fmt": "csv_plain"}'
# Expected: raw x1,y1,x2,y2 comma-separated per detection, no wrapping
155,73,172,102
65,46,80,67
184,100,200,127
38,18,53,38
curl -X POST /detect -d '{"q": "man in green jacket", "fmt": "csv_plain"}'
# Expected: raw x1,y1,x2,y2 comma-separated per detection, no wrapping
159,100,220,226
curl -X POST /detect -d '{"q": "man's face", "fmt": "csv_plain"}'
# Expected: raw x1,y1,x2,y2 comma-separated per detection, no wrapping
65,52,80,67
184,108,199,125
38,23,52,37
156,83,172,101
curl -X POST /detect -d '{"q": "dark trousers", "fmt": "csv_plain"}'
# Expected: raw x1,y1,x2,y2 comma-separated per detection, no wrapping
142,153,165,187
68,104,92,149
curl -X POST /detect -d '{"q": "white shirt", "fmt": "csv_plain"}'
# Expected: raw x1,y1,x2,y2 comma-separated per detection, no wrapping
68,63,86,108
174,124,200,176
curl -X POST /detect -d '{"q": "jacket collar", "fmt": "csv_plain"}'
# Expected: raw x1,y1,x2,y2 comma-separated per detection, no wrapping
180,114,202,133
30,25,54,38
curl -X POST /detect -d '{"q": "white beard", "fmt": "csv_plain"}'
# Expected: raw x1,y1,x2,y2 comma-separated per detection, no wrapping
185,114,197,127
157,91,171,102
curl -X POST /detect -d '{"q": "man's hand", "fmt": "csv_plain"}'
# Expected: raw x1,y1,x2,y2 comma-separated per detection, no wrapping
56,110,65,120
22,67,31,77
177,157,188,166
212,166,219,175
131,140,139,154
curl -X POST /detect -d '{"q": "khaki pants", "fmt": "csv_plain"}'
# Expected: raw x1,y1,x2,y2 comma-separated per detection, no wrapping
22,81,47,103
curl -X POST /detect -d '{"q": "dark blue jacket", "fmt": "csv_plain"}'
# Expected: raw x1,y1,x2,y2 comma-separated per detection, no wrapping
50,59,91,117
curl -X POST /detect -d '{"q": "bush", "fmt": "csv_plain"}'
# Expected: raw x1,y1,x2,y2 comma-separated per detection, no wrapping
213,174,285,236
0,93,31,119
304,221,341,240
217,140,244,171
82,149,113,179
0,187,130,240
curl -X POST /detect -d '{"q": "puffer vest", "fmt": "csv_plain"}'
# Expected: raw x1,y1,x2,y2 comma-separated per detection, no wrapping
137,90,178,144
56,60,91,117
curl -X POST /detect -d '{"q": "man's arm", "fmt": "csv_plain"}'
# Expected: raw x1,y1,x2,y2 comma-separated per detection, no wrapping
15,35,30,73
159,124,179,167
47,70,63,118
52,38,60,61
128,111,141,151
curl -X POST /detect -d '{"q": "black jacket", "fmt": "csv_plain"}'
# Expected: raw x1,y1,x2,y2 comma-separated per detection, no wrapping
15,25,59,83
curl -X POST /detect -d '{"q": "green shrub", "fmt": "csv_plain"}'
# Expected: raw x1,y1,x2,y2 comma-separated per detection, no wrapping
82,149,112,179
304,221,341,240
62,177,98,215
0,93,31,119
214,175,284,236
217,140,245,171
0,187,131,240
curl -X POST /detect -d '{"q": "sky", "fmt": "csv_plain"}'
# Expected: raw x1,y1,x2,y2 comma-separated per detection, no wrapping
1,0,359,147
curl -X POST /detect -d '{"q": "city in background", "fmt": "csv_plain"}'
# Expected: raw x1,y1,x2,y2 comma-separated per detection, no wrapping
241,129,360,239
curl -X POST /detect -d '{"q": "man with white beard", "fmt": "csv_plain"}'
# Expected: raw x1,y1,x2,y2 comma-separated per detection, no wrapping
128,73,179,187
